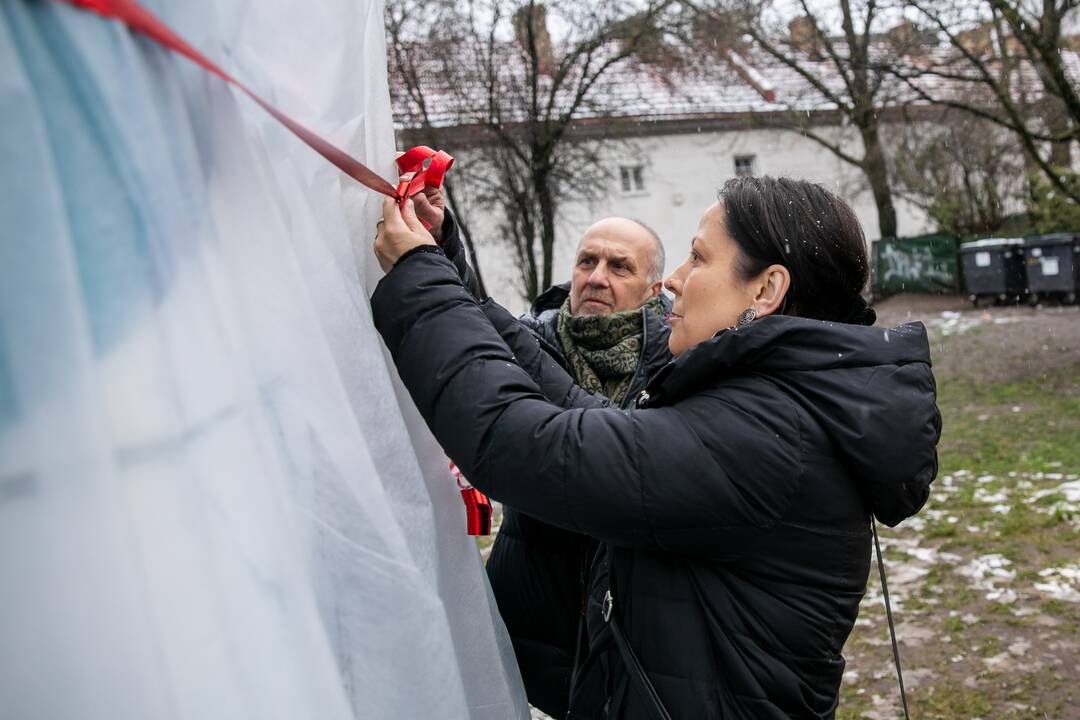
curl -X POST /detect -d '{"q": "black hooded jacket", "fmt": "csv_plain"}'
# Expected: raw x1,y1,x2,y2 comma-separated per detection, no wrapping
438,210,674,714
490,281,673,715
372,252,940,719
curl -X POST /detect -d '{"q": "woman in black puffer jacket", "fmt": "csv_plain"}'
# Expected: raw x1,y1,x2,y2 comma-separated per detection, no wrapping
372,177,940,719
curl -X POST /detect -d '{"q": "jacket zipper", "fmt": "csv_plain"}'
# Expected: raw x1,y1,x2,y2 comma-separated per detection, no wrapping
623,306,650,409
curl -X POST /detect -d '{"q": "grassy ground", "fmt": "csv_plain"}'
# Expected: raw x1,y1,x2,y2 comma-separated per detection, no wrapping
839,297,1080,719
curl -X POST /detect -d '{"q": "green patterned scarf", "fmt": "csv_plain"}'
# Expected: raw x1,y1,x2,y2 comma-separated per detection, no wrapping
556,295,665,407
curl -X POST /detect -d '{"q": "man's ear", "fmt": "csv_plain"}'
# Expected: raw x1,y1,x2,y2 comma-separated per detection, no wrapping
753,265,790,317
648,280,663,298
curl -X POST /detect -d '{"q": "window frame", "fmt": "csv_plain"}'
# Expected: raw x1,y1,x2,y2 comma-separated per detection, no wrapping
733,154,756,178
617,163,647,196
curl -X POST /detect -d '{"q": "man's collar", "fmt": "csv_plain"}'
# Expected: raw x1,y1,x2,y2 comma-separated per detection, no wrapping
530,282,571,315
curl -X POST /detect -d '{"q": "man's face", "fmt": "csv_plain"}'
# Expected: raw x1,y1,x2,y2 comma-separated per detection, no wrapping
568,218,663,317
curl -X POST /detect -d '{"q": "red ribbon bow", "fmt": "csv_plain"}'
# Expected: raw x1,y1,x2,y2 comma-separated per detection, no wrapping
394,147,454,228
395,146,454,202
57,0,452,205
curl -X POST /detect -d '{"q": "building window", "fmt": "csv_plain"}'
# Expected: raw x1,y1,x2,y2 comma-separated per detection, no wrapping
619,165,645,194
734,155,756,177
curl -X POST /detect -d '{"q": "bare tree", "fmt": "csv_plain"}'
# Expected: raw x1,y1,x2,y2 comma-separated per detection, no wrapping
386,1,491,297
894,0,1080,203
891,104,1028,235
684,0,926,239
387,0,683,301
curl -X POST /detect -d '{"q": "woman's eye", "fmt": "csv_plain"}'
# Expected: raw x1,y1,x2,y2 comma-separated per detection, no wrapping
689,251,700,264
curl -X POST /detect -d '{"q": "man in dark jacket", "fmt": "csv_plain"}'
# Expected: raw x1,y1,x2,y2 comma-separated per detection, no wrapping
417,196,673,716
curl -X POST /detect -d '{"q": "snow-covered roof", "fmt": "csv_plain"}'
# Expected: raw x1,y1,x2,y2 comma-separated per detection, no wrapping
389,37,1080,134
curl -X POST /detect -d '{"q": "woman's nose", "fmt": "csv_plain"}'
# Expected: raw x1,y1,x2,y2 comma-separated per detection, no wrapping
664,273,680,296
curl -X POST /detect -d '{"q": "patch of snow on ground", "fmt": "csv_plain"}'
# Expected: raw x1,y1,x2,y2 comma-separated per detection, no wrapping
927,311,1023,336
1034,566,1080,603
1029,480,1080,503
983,651,1013,671
974,487,1009,504
902,516,926,532
958,554,1017,603
1025,480,1080,524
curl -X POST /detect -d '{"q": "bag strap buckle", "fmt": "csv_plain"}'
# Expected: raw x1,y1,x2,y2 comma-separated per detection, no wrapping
602,589,614,622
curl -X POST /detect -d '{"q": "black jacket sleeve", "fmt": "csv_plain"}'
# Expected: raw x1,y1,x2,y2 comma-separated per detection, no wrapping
372,253,804,555
436,209,484,299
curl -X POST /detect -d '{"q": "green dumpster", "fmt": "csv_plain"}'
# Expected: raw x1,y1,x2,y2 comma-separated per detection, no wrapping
874,234,961,296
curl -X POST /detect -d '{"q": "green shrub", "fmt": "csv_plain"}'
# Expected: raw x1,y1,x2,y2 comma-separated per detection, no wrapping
1027,169,1080,234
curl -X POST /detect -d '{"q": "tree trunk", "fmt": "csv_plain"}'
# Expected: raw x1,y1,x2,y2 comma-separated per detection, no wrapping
1048,110,1073,168
520,213,540,302
535,170,557,293
861,124,899,239
441,178,487,298
1049,139,1073,168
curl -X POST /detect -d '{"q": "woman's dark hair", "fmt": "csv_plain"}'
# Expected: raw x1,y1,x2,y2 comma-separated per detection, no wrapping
718,176,875,325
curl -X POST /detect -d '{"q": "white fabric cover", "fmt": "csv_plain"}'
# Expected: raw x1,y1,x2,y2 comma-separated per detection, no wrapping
0,1,527,718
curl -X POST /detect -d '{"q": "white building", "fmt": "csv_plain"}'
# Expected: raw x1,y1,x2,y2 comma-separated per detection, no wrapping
391,24,1076,313
450,128,934,314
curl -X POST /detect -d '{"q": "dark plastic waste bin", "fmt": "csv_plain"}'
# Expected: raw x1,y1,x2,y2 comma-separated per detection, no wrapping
959,238,1028,306
1024,233,1080,304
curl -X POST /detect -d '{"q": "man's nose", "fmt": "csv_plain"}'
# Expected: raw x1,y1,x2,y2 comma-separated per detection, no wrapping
587,265,610,287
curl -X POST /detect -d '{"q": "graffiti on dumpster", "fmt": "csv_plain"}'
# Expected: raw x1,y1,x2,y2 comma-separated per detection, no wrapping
875,237,959,294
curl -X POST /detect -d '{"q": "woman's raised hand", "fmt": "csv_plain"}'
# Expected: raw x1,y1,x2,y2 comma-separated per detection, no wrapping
374,195,436,273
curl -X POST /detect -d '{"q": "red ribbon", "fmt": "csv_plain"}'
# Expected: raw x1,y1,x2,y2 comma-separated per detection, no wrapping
450,462,492,536
460,487,493,537
57,0,452,204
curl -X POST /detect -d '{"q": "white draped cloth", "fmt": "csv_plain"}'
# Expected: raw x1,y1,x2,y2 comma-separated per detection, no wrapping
0,1,527,718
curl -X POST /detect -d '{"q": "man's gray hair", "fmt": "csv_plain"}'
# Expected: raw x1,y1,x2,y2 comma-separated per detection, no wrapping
630,218,665,284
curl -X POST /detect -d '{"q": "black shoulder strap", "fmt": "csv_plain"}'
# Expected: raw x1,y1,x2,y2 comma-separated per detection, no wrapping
603,590,673,720
872,518,911,720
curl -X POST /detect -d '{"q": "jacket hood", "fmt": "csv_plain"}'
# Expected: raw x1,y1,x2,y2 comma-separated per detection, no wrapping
531,282,571,314
647,315,941,526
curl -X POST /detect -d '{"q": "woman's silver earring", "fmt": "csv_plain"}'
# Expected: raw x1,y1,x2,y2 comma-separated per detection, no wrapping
736,307,757,328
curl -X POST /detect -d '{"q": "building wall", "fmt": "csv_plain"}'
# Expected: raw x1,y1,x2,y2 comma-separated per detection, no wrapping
448,124,936,315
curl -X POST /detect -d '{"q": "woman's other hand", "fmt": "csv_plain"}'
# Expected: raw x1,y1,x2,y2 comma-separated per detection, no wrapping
414,185,446,244
397,172,446,243
374,195,436,273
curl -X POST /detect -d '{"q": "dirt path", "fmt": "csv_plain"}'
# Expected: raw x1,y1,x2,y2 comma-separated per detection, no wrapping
874,295,1080,385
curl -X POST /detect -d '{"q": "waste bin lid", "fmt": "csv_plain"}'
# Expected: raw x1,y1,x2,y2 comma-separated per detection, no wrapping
960,237,1025,252
1025,233,1080,247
